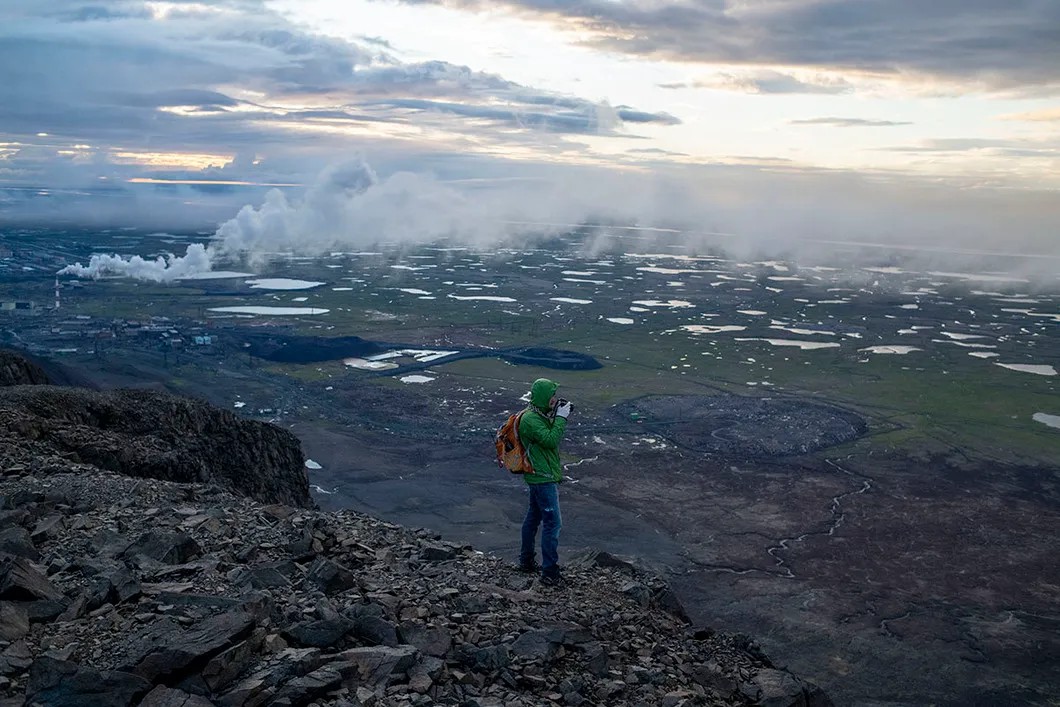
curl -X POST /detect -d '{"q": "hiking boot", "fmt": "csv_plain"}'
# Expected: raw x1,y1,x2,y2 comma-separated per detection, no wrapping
518,560,540,574
540,570,564,587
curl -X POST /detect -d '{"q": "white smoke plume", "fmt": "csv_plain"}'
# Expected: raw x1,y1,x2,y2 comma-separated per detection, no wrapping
57,158,1060,285
58,243,214,282
57,159,563,281
212,161,541,264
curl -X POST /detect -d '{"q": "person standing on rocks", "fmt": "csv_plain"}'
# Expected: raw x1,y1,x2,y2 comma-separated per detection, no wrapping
518,377,572,586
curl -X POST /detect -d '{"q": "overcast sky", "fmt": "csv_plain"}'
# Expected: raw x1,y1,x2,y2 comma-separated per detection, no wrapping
1,0,1058,254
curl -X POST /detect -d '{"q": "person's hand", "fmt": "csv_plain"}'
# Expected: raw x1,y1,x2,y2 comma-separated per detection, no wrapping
556,400,572,419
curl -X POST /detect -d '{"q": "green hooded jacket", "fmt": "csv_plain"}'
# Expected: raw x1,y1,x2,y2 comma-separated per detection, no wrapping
518,378,567,485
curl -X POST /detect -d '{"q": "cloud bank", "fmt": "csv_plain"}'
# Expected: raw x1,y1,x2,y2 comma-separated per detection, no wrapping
408,0,1060,94
58,155,1060,285
57,158,561,280
0,0,677,214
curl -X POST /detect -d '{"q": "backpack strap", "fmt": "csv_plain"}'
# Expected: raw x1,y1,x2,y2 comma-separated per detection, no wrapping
516,408,534,470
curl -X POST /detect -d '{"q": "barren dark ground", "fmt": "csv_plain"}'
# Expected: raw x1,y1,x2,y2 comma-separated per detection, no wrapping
37,349,1059,705
287,396,1059,706
4,228,1058,705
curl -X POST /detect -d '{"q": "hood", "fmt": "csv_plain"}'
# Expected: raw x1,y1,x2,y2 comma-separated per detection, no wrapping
529,378,558,413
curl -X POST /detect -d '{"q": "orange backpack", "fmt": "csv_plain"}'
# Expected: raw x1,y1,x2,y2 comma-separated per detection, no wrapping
495,410,533,474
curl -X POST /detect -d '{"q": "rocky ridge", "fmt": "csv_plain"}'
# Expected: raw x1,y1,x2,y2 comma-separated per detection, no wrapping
0,382,311,508
0,352,51,388
0,350,831,705
0,470,833,707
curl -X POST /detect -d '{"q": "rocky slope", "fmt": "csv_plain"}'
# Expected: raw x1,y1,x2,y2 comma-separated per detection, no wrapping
0,352,51,388
0,350,831,705
0,369,311,508
0,351,96,390
0,470,831,707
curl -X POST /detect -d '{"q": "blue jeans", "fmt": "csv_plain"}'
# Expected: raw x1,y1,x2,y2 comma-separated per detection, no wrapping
520,482,561,574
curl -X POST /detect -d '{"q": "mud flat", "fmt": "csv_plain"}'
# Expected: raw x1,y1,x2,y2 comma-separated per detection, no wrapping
616,394,867,457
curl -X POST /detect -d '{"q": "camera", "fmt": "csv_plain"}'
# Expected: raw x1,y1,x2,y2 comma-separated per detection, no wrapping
557,398,573,410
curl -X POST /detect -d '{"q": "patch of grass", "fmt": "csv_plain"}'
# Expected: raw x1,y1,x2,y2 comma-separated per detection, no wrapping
50,240,1057,467
778,356,1060,463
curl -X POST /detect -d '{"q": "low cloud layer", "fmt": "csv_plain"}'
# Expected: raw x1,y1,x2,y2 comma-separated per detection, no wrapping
58,158,563,280
57,156,1060,284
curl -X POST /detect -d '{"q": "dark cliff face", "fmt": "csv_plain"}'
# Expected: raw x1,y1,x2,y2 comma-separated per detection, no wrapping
0,349,98,389
0,383,312,509
0,350,52,387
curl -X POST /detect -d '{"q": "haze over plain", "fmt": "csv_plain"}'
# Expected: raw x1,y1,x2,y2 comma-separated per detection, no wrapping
2,0,1058,276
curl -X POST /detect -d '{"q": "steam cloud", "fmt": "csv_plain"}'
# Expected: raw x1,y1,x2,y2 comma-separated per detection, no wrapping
57,158,1060,286
58,160,547,282
213,161,539,263
58,243,214,283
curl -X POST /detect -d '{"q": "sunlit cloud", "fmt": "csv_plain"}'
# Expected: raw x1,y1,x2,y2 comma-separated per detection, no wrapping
661,70,855,95
790,117,913,128
109,150,234,170
999,107,1060,122
127,177,302,187
880,138,1059,155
